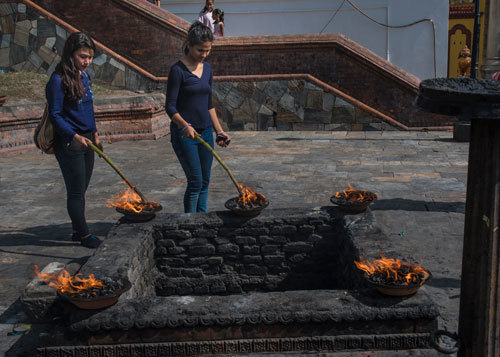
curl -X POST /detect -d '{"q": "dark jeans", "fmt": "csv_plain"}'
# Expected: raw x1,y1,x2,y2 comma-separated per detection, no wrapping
171,124,214,213
54,133,94,237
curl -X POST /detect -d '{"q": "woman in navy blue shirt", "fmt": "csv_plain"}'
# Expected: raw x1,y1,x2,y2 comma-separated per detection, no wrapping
166,21,230,213
46,32,102,248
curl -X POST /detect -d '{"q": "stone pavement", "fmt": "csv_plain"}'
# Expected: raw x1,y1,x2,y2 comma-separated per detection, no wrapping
0,131,467,356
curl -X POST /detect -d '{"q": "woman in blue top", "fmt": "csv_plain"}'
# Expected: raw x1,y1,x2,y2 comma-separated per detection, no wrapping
166,21,230,213
46,32,102,248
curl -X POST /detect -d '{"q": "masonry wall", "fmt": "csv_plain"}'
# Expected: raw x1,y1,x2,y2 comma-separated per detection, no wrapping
154,209,361,296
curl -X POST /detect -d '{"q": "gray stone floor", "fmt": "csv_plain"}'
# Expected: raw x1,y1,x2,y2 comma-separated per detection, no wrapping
0,131,467,356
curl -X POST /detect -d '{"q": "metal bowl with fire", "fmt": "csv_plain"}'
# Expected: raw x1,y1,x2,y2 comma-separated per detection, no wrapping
225,184,269,217
107,189,162,222
354,255,432,296
331,184,377,213
34,265,131,310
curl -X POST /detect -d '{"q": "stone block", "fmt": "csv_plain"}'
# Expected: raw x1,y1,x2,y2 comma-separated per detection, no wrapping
323,93,335,111
0,4,14,16
306,90,323,109
0,15,15,34
37,18,56,38
38,45,56,64
17,3,26,14
111,69,125,87
0,46,9,67
55,25,66,39
20,262,65,323
332,102,355,124
28,50,44,68
355,107,377,124
225,87,245,109
287,79,304,94
278,92,296,113
9,43,27,65
16,19,31,30
252,88,267,105
13,24,29,47
93,53,107,66
263,80,287,102
276,104,302,123
217,243,239,254
190,245,216,256
110,57,125,71
237,81,254,97
1,34,11,48
44,36,56,49
283,242,314,253
304,108,331,124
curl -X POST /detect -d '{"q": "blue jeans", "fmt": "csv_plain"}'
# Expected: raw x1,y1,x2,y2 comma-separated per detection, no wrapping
54,133,94,237
171,125,214,213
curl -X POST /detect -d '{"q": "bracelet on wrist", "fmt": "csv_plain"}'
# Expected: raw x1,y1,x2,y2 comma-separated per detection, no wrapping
181,123,192,131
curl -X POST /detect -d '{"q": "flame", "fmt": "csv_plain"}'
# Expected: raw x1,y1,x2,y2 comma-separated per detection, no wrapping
354,254,430,286
334,183,375,202
237,184,267,207
34,265,105,295
106,188,160,213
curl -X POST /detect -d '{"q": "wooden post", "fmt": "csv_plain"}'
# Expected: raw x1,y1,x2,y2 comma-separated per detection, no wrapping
458,118,500,356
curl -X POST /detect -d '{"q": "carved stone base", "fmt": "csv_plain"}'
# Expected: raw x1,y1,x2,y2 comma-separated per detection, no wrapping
37,333,433,356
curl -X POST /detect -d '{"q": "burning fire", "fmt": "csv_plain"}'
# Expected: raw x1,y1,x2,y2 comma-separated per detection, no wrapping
237,184,267,207
354,254,430,286
34,265,105,295
107,188,160,213
334,183,375,202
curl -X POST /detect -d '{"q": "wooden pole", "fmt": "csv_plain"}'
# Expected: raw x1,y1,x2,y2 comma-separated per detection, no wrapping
87,143,148,203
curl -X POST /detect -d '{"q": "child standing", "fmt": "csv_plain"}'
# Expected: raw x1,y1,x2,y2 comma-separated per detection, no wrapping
197,0,214,33
212,9,224,37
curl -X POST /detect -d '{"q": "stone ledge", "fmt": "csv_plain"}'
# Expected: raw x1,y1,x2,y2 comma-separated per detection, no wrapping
0,93,170,155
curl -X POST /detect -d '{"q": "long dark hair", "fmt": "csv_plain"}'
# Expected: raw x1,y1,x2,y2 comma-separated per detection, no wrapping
184,21,213,55
55,32,96,100
213,9,224,23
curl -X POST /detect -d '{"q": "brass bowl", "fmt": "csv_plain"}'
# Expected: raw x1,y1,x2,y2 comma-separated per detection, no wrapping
225,197,269,217
115,202,162,222
365,271,432,297
330,191,377,213
58,278,131,310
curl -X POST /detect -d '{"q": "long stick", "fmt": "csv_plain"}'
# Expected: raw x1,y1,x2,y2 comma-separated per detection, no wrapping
87,142,148,202
194,135,243,196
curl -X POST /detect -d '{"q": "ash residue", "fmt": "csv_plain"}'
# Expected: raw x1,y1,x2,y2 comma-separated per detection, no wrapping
420,77,500,94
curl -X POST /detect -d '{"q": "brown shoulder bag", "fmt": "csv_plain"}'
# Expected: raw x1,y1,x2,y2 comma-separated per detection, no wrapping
33,104,55,154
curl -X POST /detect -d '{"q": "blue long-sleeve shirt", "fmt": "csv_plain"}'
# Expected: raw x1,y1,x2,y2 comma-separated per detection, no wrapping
165,61,214,129
45,71,96,144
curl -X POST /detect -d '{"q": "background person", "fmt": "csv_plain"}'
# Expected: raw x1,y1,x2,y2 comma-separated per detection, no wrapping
197,0,214,33
46,32,103,248
212,8,224,37
165,21,230,213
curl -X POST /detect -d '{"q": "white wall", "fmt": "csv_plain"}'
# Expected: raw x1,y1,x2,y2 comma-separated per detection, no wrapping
160,0,449,80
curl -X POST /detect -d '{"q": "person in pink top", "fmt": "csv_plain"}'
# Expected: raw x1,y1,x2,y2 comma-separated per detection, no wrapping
197,0,214,33
212,9,224,37
492,72,500,81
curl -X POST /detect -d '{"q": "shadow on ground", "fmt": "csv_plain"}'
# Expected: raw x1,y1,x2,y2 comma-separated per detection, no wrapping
371,198,465,213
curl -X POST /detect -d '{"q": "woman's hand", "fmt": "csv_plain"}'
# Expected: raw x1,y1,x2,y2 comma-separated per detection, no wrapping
93,132,103,151
73,134,90,149
183,125,199,140
216,131,231,147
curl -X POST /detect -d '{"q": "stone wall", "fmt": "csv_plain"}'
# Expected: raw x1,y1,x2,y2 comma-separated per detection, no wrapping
154,208,361,296
0,2,157,90
213,79,396,131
